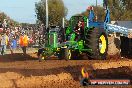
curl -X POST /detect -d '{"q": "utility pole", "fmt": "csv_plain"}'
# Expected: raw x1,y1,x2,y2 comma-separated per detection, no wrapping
42,0,49,48
62,18,65,28
46,0,49,29
96,0,97,7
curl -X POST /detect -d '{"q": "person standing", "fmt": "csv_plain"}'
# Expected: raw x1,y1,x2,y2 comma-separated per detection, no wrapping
3,19,7,27
9,35,17,54
7,30,13,54
19,32,29,55
0,32,9,55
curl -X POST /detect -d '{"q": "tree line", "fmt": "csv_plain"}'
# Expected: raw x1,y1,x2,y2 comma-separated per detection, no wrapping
0,12,19,27
1,0,131,28
35,0,132,26
35,0,68,26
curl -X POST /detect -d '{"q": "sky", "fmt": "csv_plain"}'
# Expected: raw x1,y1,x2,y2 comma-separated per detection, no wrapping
0,0,103,24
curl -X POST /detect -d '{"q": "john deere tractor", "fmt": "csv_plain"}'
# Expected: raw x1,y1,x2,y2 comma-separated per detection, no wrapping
57,15,108,60
37,14,108,61
37,26,64,61
37,5,109,61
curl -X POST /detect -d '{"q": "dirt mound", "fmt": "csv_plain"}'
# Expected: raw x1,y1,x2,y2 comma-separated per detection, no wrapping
94,66,132,80
0,72,23,88
0,66,132,88
92,60,132,69
16,73,79,88
0,72,79,88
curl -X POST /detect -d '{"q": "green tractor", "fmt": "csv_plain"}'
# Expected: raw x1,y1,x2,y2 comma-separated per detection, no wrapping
37,15,108,61
37,26,64,61
57,16,108,60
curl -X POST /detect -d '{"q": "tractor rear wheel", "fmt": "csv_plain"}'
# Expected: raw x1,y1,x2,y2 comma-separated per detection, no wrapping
85,28,108,59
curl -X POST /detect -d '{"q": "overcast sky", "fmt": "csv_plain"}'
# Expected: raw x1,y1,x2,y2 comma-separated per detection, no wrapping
0,0,103,23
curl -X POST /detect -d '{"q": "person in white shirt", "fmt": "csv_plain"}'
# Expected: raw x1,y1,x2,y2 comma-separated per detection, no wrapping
0,32,9,55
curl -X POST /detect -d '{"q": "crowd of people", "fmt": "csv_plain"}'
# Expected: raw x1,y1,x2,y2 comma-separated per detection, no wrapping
0,28,30,55
0,19,44,55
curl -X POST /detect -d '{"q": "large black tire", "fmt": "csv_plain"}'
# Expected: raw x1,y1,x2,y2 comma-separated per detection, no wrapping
38,54,45,62
58,48,79,60
85,28,108,59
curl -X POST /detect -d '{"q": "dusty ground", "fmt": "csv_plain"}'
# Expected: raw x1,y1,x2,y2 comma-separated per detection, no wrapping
0,49,132,88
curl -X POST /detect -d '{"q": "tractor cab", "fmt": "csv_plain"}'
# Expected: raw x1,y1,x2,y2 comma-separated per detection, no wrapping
38,26,63,61
70,16,86,33
70,16,84,30
66,16,88,41
45,26,62,48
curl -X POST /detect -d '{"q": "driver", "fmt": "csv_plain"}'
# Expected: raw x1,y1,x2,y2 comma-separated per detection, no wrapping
74,21,84,40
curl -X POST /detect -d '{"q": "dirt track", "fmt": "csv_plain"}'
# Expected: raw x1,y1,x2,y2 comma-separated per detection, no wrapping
0,52,132,88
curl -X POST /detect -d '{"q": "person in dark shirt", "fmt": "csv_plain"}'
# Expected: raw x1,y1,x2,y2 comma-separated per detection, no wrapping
74,21,84,40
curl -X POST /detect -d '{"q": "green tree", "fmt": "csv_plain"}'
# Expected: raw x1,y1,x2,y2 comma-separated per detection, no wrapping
0,12,7,22
35,0,68,26
0,12,20,27
108,0,132,20
72,0,132,21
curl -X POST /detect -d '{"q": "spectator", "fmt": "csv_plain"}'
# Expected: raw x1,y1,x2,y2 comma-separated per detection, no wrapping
0,21,3,33
2,19,7,29
9,35,17,54
19,32,29,55
0,31,9,55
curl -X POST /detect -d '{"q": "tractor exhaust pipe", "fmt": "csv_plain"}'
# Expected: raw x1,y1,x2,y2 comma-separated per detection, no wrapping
62,17,66,42
62,17,65,29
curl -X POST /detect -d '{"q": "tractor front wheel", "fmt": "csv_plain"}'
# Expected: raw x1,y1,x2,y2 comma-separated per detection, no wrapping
38,54,45,62
64,48,72,60
37,48,46,62
58,48,79,60
64,48,79,60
